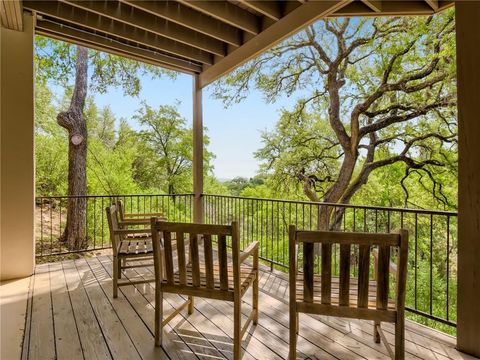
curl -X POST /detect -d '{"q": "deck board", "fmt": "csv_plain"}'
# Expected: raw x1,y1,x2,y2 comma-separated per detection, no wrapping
61,260,111,360
20,254,475,360
49,262,83,360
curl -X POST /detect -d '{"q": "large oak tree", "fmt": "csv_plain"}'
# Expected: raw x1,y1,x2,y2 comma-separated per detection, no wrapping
214,11,457,229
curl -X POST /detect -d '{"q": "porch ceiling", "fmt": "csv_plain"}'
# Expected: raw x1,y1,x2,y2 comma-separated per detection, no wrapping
3,0,453,87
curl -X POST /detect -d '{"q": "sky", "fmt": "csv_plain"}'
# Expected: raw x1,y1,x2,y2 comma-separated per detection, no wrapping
87,72,292,180
42,17,366,181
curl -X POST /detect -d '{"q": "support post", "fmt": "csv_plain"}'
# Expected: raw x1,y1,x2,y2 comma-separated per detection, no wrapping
456,2,480,357
192,74,204,224
0,12,35,280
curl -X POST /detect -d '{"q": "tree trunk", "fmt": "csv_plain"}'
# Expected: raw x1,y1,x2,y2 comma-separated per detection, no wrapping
57,46,88,250
301,151,357,231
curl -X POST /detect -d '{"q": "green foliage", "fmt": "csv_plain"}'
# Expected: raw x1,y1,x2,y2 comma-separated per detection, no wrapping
214,10,457,211
35,86,220,196
35,80,68,195
224,176,266,195
35,18,460,334
35,36,174,96
132,101,214,194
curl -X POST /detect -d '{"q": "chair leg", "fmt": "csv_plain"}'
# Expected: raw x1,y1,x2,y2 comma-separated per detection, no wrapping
289,309,297,359
118,257,122,279
233,300,242,359
374,321,381,343
395,317,405,360
113,256,119,298
253,275,259,325
296,313,299,334
155,288,163,347
188,296,194,315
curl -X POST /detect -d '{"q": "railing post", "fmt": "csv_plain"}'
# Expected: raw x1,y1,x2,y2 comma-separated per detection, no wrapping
456,2,480,357
192,74,204,224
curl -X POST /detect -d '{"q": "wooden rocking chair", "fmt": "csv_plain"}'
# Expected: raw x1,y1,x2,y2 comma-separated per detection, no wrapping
116,199,166,230
151,220,259,359
106,203,156,298
288,227,408,360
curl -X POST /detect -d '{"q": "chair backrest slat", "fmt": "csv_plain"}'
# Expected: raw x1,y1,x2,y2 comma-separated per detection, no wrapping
291,227,406,313
176,232,187,285
117,199,126,222
357,244,371,308
203,234,214,289
339,244,351,306
303,242,314,303
164,232,174,285
376,245,391,310
218,235,229,291
395,229,409,313
320,243,332,305
189,233,201,287
106,204,121,255
151,221,242,295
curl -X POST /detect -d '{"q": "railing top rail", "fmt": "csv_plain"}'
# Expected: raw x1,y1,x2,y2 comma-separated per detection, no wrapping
202,193,458,217
35,192,457,216
36,193,195,200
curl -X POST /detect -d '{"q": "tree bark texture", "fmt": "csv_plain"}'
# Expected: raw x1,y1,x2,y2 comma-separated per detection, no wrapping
57,46,88,250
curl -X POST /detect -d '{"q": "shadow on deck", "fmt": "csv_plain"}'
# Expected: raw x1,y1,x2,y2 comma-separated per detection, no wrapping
18,254,475,360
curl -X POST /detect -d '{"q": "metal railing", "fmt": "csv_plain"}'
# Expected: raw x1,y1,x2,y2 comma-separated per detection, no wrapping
203,194,457,330
35,192,457,331
35,194,194,257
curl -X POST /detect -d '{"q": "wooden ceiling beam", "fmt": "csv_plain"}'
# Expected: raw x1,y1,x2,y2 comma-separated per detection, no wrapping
23,1,213,65
0,0,23,31
333,0,436,16
177,0,260,35
237,1,282,21
119,0,242,47
361,0,382,12
199,0,353,88
438,1,454,11
61,0,226,56
424,0,439,11
35,19,201,74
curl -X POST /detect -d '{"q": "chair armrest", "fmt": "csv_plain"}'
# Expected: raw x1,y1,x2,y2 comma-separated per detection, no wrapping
119,220,152,226
372,248,397,275
240,241,259,264
125,213,166,218
113,228,151,235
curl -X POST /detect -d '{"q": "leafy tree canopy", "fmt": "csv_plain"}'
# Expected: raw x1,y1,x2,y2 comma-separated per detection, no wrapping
133,101,214,194
35,36,173,96
214,10,457,212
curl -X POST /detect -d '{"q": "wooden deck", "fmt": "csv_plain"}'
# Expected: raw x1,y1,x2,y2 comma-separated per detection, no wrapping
19,254,475,360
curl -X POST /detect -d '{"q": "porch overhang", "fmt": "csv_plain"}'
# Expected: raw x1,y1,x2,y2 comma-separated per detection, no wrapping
3,0,453,88
2,1,480,358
